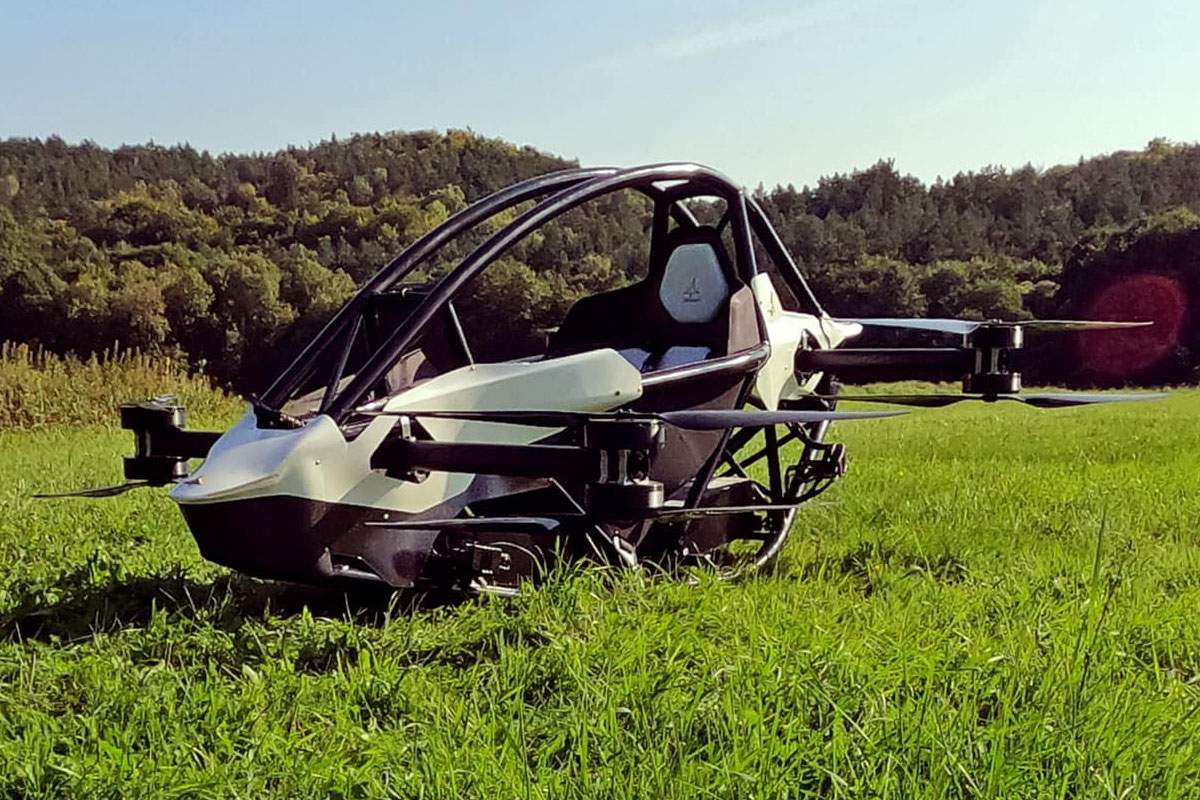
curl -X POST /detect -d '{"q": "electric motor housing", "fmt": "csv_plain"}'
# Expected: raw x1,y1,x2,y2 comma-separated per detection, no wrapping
120,399,193,485
963,325,1023,395
581,417,666,517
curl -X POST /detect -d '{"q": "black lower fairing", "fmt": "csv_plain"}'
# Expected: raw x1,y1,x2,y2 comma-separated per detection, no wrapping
177,479,585,592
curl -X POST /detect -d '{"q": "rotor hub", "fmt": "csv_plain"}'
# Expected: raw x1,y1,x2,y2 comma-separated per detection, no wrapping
963,324,1023,395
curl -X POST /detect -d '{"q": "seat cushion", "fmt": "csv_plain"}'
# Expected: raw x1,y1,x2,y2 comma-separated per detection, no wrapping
647,345,712,371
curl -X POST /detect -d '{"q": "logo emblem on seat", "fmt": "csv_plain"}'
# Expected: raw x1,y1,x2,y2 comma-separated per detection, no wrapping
683,276,702,303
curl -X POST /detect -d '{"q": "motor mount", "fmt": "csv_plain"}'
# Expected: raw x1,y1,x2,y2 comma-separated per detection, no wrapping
120,398,220,485
795,321,1030,397
963,324,1023,395
581,418,666,517
372,414,669,518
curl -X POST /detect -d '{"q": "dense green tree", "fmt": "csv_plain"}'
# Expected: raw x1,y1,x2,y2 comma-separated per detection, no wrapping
3,132,1200,388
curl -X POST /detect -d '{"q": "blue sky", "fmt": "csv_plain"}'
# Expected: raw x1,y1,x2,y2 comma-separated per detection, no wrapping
2,0,1198,188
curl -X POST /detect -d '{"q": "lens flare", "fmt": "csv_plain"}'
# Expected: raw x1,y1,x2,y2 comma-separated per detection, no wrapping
1079,273,1186,378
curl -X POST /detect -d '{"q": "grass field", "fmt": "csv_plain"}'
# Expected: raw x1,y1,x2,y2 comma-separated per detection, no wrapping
2,392,1200,798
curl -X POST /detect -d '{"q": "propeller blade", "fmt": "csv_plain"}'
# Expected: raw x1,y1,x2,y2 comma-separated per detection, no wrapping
649,502,838,521
364,409,585,426
365,515,569,532
366,407,903,429
822,393,970,408
835,317,1151,336
1018,320,1152,332
34,481,153,499
654,409,903,430
823,391,1167,409
834,317,980,335
1004,392,1168,408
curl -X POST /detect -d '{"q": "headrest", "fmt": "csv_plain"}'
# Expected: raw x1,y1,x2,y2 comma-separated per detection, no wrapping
656,227,734,325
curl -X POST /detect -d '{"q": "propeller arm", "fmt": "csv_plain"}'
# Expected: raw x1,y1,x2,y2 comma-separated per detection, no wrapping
796,347,971,373
39,399,225,500
368,407,899,519
371,439,597,480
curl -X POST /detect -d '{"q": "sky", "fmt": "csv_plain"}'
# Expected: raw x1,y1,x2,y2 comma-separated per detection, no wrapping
2,0,1198,189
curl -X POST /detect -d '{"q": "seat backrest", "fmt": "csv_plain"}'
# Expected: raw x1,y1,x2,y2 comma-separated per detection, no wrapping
647,226,738,349
657,239,731,325
546,225,745,369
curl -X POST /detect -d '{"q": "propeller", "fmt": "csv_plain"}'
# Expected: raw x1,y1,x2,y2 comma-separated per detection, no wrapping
824,391,1167,409
362,407,904,430
652,408,903,430
34,481,155,499
834,317,1152,336
365,516,568,533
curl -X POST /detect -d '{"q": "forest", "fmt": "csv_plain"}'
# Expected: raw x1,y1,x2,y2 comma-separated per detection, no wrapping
3,130,1200,390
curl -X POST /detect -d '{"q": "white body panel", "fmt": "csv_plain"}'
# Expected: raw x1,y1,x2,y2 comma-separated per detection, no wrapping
171,279,861,514
749,274,862,409
171,348,642,512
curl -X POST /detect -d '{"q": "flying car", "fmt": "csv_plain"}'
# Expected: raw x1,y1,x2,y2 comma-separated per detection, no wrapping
43,164,1163,594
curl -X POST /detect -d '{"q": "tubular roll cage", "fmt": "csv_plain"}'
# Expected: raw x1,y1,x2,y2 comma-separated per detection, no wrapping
259,163,826,423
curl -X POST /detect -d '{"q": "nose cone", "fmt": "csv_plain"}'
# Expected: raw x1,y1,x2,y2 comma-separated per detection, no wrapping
169,413,356,584
170,412,344,505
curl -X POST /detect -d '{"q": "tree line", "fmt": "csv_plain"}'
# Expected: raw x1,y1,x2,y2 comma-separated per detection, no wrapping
2,131,1199,389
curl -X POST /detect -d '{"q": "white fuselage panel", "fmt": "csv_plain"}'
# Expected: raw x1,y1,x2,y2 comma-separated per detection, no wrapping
749,273,862,409
171,348,643,513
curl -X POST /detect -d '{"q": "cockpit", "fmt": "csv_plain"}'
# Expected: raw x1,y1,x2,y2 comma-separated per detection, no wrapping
262,164,824,428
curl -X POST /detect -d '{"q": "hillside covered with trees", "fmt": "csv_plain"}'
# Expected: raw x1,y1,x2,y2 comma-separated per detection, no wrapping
3,131,1200,389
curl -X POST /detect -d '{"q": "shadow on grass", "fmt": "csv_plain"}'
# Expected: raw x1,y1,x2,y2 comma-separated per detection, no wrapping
0,567,467,644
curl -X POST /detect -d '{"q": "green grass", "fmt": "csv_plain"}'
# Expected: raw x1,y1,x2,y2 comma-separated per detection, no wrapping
2,393,1200,797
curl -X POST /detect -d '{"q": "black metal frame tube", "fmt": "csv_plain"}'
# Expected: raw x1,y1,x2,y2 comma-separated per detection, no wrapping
262,166,621,407
795,348,971,372
371,439,597,480
318,315,362,414
327,163,751,420
746,196,825,315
